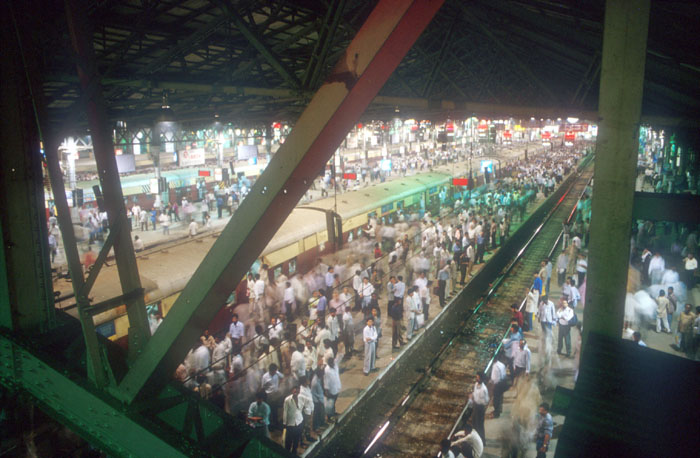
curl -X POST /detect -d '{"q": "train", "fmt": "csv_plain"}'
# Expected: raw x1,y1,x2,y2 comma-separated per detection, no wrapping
57,170,489,347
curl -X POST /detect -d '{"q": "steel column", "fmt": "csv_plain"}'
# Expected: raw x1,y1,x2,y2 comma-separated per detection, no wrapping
65,0,151,357
116,0,445,403
585,0,650,344
0,2,55,332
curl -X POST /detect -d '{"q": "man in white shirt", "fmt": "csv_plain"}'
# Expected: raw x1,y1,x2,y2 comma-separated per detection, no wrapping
229,313,245,346
291,343,306,380
513,339,531,379
342,306,355,357
406,288,421,340
490,354,508,418
683,253,697,289
469,372,489,442
303,340,317,377
363,317,378,375
537,298,556,338
283,281,295,322
323,357,341,421
253,274,266,320
268,317,283,342
360,277,375,312
352,270,363,310
326,307,340,355
451,423,484,458
556,299,574,357
282,385,304,454
261,363,283,429
133,235,144,252
188,220,198,237
158,212,170,235
324,267,334,299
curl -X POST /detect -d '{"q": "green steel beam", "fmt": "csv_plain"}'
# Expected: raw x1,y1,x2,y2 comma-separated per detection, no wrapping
0,2,55,333
0,333,190,457
115,0,446,403
221,1,303,90
66,0,152,357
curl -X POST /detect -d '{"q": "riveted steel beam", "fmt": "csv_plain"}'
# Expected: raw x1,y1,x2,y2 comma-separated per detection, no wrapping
116,0,445,403
65,0,151,357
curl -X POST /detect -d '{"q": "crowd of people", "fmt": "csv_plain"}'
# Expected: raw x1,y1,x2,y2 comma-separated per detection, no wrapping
167,147,586,455
441,165,592,458
626,218,699,359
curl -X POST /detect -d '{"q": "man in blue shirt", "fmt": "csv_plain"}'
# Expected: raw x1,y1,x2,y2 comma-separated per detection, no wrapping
248,391,271,438
535,402,553,457
532,272,543,295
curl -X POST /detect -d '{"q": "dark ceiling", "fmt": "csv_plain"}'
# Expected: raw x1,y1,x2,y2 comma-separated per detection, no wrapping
28,0,700,130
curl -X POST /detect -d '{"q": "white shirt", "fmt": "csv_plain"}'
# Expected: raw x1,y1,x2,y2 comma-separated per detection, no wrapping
268,322,283,341
261,371,282,394
363,325,378,343
557,306,574,326
576,258,588,273
291,350,305,378
282,395,304,427
315,328,331,356
352,275,363,293
538,300,556,324
324,363,341,395
193,345,210,372
361,281,375,298
254,279,265,299
133,238,144,251
453,430,484,458
490,360,507,384
229,321,245,340
685,257,698,270
648,255,665,274
513,344,531,373
188,221,198,236
472,382,489,406
303,346,317,371
283,287,295,303
299,385,314,415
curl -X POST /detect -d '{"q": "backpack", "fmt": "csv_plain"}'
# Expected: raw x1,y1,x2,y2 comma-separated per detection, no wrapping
568,312,578,326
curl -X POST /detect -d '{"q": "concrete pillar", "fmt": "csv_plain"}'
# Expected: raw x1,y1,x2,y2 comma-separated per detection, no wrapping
584,0,650,345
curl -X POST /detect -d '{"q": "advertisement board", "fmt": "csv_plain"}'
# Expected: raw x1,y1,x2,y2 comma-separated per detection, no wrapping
115,154,136,173
238,144,258,160
179,148,206,167
480,160,493,174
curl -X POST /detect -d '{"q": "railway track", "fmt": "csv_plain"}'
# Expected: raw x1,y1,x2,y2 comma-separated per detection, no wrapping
367,163,594,458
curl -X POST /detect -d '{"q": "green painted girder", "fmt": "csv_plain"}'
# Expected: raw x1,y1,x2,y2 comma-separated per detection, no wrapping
115,0,446,404
0,329,289,457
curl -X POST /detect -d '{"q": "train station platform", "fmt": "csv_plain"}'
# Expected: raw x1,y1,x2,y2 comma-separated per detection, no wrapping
50,143,536,270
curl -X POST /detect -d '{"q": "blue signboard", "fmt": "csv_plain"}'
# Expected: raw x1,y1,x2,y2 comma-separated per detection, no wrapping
96,321,116,338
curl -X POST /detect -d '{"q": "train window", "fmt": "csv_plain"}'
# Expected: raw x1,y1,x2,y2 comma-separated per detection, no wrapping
357,227,363,237
274,266,282,280
319,242,326,252
348,231,354,242
289,258,297,275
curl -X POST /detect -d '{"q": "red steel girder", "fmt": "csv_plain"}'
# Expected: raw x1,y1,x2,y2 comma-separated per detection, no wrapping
116,0,445,403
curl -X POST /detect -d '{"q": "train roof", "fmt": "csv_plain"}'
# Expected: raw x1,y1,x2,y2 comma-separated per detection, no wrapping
264,172,452,253
54,170,452,319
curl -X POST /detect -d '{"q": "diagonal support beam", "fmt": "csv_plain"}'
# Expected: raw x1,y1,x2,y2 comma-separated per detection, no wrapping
421,16,457,97
115,0,445,403
65,0,151,358
219,1,303,90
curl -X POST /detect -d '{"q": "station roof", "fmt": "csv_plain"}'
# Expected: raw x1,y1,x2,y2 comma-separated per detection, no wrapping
35,0,700,130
